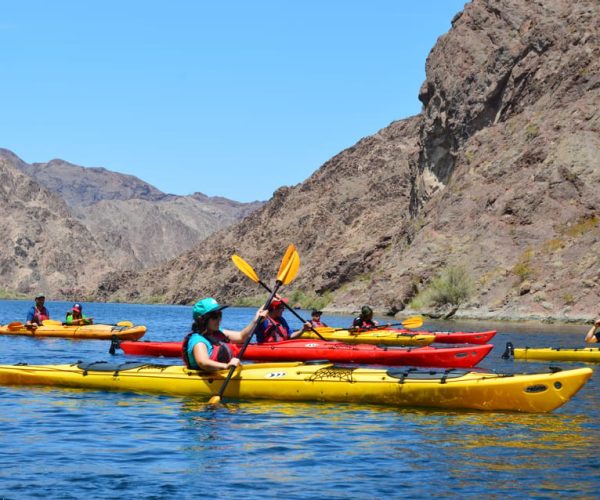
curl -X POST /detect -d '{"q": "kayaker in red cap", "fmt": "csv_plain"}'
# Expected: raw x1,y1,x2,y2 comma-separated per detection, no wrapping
182,297,267,371
584,318,600,343
254,297,312,343
65,303,93,326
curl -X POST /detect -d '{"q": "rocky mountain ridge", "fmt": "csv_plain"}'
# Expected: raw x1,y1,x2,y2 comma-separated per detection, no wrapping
0,150,263,295
92,0,600,322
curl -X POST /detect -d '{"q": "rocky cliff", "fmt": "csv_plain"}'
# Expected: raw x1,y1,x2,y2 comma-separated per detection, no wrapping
93,0,599,322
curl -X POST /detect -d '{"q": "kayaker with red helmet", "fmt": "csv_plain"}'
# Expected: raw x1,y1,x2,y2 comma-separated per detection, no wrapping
25,294,50,328
254,298,312,343
182,297,266,371
65,303,93,325
352,305,379,329
584,318,600,343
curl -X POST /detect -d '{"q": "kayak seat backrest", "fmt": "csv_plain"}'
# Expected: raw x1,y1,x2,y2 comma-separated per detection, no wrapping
77,361,157,376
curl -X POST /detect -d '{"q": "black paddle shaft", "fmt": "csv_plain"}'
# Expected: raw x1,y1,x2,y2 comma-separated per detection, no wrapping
215,282,283,400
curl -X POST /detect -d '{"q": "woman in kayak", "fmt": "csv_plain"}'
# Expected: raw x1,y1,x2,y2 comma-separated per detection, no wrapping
584,318,600,343
182,297,266,371
352,305,379,329
255,298,311,343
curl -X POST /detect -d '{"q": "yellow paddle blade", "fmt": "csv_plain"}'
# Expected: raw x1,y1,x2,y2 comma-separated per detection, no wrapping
401,316,424,329
280,250,300,285
117,321,134,328
208,395,221,405
231,254,260,283
277,244,296,277
42,320,63,326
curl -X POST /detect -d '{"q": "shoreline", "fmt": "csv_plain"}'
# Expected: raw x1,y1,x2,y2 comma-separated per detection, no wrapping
2,296,596,327
322,306,597,326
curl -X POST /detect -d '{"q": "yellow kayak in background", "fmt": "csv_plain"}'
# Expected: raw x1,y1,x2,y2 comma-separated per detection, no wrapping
0,360,591,413
0,321,146,341
304,327,435,346
504,342,600,362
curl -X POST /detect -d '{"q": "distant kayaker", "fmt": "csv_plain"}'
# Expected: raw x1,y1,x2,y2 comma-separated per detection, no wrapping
182,297,266,371
352,305,378,329
310,309,328,328
255,298,312,343
65,303,93,326
584,318,600,343
25,294,50,328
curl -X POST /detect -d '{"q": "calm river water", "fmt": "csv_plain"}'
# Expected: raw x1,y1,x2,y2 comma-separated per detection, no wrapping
0,299,598,498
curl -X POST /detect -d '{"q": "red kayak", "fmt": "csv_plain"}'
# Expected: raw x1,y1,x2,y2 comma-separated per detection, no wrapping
112,339,493,368
385,329,497,345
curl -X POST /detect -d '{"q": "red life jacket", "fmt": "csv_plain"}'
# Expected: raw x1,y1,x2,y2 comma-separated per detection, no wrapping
34,307,50,324
182,330,240,368
353,317,376,329
262,318,290,343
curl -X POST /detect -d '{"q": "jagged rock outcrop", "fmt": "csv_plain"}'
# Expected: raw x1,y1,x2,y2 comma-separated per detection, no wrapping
94,0,600,322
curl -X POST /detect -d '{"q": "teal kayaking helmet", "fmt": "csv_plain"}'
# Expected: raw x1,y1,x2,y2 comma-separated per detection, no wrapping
192,298,229,320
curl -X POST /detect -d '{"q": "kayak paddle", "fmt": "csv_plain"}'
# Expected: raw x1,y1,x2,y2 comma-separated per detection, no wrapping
315,316,424,335
208,246,301,405
231,253,328,341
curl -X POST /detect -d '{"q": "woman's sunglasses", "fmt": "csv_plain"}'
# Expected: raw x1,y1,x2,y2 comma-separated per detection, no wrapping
207,311,222,320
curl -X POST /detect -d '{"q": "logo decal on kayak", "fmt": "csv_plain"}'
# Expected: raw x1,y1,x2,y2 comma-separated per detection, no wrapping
266,372,286,378
304,343,318,348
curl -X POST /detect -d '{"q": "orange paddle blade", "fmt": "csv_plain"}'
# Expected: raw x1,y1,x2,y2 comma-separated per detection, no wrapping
401,316,424,329
279,250,300,285
277,244,296,278
231,254,260,283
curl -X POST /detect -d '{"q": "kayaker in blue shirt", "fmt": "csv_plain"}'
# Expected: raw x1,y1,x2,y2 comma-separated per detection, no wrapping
182,297,266,371
254,298,311,343
25,294,50,328
584,318,600,343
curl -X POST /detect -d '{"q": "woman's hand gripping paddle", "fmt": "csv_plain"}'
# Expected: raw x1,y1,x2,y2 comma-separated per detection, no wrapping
231,253,328,341
208,246,301,405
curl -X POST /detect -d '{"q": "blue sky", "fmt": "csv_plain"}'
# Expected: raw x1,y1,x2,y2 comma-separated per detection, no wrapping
1,1,466,202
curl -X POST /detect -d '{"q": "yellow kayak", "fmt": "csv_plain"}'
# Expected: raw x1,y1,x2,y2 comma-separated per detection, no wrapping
0,322,146,341
304,327,435,346
0,360,591,413
504,342,600,363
